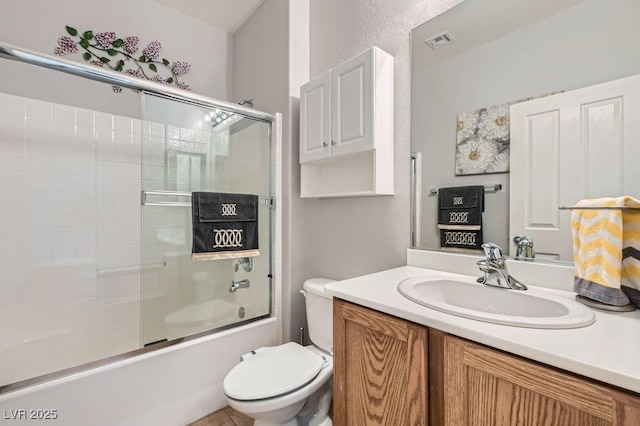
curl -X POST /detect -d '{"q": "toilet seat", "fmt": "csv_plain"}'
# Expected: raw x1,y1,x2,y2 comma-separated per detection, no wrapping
223,342,325,401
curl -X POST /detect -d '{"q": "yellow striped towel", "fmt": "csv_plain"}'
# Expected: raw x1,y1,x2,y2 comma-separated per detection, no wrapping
572,196,640,307
621,197,640,307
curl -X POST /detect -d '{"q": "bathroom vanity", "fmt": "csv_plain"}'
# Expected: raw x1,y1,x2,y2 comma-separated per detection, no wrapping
327,251,640,425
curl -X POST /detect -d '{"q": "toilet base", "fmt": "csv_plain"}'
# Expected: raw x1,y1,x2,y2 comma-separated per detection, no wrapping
297,381,332,426
254,420,297,426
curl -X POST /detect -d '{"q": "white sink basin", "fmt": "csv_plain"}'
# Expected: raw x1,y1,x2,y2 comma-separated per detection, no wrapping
397,277,595,329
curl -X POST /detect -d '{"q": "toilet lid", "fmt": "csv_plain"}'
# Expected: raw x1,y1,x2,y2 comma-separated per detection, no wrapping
223,342,325,401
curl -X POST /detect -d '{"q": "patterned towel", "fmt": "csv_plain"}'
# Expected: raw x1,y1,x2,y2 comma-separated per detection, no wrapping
437,185,484,250
571,196,640,307
191,192,259,261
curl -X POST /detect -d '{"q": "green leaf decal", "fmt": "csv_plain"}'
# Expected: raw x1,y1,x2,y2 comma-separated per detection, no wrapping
112,39,124,48
99,57,110,63
162,59,169,66
83,31,93,40
139,55,146,62
79,39,89,49
107,49,117,56
166,77,174,84
115,60,125,71
65,26,78,36
149,64,157,72
83,52,91,61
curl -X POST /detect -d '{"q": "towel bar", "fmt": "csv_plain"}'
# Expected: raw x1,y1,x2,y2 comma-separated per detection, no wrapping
429,184,502,196
141,190,274,208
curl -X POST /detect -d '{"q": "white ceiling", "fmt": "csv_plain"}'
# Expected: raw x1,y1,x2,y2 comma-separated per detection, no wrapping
154,0,264,33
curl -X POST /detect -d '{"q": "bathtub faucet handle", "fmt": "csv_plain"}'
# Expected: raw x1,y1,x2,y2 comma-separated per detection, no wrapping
233,257,253,272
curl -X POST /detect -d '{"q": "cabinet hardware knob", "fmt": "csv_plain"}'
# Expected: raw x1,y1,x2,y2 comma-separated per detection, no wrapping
331,140,336,145
322,141,328,147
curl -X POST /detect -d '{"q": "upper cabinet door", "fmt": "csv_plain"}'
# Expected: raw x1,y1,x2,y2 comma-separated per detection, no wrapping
330,49,374,157
300,70,331,163
510,73,640,260
298,46,394,198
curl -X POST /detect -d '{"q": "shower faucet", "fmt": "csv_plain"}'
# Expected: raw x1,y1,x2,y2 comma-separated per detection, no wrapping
234,257,253,272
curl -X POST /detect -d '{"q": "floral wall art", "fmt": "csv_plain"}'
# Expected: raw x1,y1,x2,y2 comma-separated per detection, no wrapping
54,26,192,93
455,103,510,175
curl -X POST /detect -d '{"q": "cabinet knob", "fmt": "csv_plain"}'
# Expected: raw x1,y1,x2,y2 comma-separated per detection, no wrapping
322,141,328,147
331,140,336,145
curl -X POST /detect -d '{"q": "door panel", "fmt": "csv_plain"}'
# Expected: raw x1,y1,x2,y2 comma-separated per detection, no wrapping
510,73,640,260
300,71,331,163
331,50,373,157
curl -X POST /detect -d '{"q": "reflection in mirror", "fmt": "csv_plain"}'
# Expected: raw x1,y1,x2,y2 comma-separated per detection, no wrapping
410,0,640,262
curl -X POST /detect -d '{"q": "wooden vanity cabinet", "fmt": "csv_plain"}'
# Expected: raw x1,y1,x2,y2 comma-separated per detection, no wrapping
333,298,428,425
333,299,640,426
443,334,640,425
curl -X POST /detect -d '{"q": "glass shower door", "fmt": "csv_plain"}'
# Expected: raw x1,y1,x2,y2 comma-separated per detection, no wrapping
140,94,272,346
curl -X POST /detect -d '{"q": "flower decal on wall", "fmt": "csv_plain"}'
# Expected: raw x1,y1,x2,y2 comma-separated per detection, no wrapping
54,26,192,93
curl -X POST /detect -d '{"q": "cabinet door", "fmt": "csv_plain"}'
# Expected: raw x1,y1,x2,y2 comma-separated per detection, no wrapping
444,335,640,425
333,299,428,425
330,49,373,157
300,70,331,163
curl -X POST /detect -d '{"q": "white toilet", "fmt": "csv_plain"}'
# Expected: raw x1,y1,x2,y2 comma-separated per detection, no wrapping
223,278,335,426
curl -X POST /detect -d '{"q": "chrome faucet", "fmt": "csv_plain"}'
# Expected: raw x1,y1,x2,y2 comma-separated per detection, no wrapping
476,243,528,290
513,236,535,261
229,279,250,292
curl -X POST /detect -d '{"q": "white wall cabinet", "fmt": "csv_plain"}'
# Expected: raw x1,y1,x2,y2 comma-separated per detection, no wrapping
299,46,394,198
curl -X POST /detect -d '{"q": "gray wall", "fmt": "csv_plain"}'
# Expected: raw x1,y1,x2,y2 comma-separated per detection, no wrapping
413,0,640,252
233,0,317,343
0,0,230,118
305,0,465,280
234,0,467,343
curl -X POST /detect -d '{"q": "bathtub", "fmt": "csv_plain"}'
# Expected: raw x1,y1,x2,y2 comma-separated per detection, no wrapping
0,317,276,426
164,299,249,340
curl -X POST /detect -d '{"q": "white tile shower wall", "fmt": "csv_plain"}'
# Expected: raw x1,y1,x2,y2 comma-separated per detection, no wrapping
0,92,142,386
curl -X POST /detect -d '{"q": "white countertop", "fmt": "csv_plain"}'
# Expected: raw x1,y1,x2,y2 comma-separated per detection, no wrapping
325,265,640,394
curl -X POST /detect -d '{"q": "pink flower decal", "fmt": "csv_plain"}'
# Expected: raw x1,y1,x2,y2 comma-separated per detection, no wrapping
143,40,161,60
55,26,193,93
172,61,191,76
123,36,139,54
54,36,78,55
95,31,116,48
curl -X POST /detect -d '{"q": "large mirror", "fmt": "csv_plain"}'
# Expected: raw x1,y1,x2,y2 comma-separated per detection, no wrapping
410,0,640,262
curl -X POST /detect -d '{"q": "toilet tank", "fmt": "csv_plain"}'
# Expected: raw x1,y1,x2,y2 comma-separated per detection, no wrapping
302,278,336,353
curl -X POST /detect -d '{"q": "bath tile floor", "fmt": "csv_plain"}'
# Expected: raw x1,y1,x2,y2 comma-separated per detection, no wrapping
189,406,252,426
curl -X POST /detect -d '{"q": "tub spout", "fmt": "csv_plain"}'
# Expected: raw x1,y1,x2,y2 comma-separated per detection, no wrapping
229,279,250,292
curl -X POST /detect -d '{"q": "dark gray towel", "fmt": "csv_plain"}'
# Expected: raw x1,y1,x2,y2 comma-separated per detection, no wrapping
191,192,259,260
437,185,484,226
437,185,484,250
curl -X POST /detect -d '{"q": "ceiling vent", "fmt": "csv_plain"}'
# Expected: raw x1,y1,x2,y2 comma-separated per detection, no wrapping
424,31,456,49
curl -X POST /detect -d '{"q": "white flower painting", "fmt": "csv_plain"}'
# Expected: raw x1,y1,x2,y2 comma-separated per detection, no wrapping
455,102,511,175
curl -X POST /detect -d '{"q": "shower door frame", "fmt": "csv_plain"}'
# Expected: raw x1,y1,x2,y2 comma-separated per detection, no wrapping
0,41,277,395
